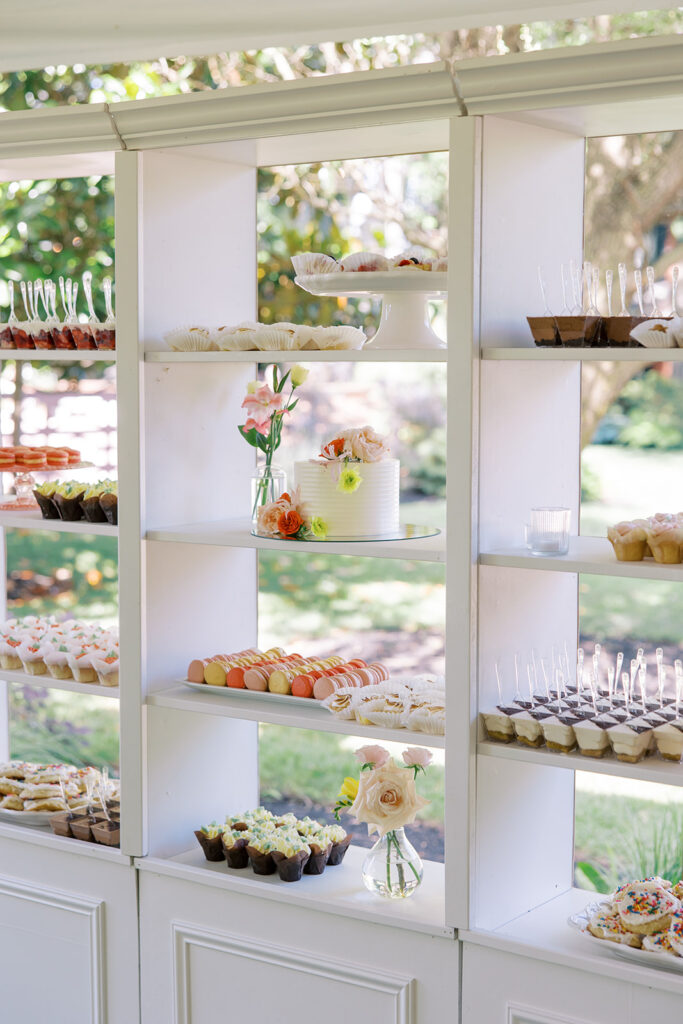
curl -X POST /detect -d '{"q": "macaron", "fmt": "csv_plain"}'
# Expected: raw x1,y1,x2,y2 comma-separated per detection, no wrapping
291,674,314,698
268,669,291,694
244,667,268,691
226,667,246,688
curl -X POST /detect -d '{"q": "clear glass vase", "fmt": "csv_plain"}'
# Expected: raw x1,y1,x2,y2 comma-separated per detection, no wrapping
251,463,287,528
361,827,423,899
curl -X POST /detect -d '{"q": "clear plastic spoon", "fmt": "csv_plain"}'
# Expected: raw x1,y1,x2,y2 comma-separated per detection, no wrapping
672,266,680,317
634,269,645,315
606,269,613,316
560,265,570,315
589,267,600,315
537,266,552,316
647,266,661,316
617,263,628,316
583,261,592,314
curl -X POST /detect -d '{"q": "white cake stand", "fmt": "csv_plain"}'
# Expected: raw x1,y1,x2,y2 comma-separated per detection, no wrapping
294,271,447,350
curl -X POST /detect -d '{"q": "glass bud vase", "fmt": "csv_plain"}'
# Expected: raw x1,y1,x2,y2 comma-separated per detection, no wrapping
361,827,423,899
251,463,287,529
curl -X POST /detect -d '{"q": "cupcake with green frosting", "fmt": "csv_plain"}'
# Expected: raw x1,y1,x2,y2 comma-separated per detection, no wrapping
194,821,225,862
271,829,311,882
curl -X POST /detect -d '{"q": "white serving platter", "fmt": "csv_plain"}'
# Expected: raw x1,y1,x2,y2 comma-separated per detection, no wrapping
179,679,316,705
295,271,447,297
0,807,54,826
568,897,683,973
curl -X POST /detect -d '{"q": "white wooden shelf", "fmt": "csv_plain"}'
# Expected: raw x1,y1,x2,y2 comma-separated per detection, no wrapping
0,510,117,535
146,518,446,563
478,740,683,786
482,347,683,361
480,536,683,581
0,819,130,864
0,349,116,361
462,888,683,997
136,844,451,938
145,349,447,363
147,684,445,747
0,665,119,698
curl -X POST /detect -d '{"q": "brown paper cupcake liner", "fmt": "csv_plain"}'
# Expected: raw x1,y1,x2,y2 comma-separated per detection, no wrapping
222,835,250,869
80,495,108,523
99,493,118,525
194,830,225,862
33,490,60,519
53,492,86,522
327,833,352,866
303,841,332,875
246,844,277,875
272,849,310,882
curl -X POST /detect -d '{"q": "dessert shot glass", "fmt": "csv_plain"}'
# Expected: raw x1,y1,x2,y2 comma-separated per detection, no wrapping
525,507,571,556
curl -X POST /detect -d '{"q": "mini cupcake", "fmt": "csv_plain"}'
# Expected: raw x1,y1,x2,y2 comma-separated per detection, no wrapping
52,482,86,522
322,690,358,721
17,640,47,676
270,831,311,882
221,828,251,868
99,483,118,525
303,834,332,875
246,833,279,875
321,824,352,866
80,483,109,523
340,252,389,273
194,822,225,861
66,649,99,684
646,521,682,564
607,521,648,562
0,635,24,670
92,651,119,687
33,481,60,519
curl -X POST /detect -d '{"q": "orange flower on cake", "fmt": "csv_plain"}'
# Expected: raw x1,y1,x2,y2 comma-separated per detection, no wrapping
278,509,303,537
349,759,428,837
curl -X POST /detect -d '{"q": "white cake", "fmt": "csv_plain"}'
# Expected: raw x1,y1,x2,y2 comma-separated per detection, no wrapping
294,458,400,538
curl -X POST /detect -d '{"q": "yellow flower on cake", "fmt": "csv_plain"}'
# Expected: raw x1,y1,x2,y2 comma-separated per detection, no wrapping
349,761,428,836
337,466,363,493
310,516,328,539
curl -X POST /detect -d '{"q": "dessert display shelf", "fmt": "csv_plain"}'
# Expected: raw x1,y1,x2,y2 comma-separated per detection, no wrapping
482,347,683,362
294,271,447,350
0,664,119,698
0,817,130,864
147,518,446,563
0,510,117,535
480,536,683,581
478,740,683,786
148,684,445,747
145,349,448,363
136,844,451,938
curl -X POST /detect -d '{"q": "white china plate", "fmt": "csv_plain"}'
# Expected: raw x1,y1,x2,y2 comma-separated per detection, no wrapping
179,680,317,705
0,808,54,826
568,898,683,972
295,271,447,297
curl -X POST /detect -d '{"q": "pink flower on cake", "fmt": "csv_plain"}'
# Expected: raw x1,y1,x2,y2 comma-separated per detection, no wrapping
349,761,428,836
402,747,433,770
340,426,390,462
355,744,390,768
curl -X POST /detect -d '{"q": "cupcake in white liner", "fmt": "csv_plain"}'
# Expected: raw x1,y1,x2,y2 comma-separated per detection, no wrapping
66,649,99,684
629,318,676,348
391,246,431,270
314,325,366,350
361,695,407,730
163,326,216,351
17,640,47,676
253,324,301,351
91,652,120,688
43,644,73,680
340,252,389,273
407,701,446,735
0,636,24,670
668,317,683,347
322,689,358,720
211,322,261,351
428,257,448,272
291,253,339,276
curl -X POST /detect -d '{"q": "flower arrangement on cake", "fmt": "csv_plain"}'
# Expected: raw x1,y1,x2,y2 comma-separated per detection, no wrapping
335,744,431,898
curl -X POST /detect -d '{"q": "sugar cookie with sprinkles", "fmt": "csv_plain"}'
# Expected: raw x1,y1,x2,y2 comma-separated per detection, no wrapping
615,885,680,936
668,908,683,956
587,908,642,947
643,929,679,955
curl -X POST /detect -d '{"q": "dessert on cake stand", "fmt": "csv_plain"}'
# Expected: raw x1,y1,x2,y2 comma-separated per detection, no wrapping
294,271,447,350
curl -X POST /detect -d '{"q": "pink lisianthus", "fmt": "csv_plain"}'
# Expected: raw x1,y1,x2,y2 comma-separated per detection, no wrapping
244,416,270,436
355,744,390,768
402,747,433,770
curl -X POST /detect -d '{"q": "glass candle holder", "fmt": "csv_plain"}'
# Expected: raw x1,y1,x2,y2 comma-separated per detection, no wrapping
525,507,571,556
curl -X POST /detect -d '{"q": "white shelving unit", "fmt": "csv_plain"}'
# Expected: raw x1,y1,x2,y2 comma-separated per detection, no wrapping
1,32,683,1024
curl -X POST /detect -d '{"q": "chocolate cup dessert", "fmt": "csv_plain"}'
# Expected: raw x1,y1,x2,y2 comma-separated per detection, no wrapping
601,315,653,346
80,495,108,523
272,849,310,882
48,810,76,837
33,327,54,350
327,834,352,866
52,326,76,350
94,325,116,351
99,493,118,525
246,845,277,875
91,820,121,847
527,316,557,347
70,813,107,843
11,323,34,349
221,835,250,869
33,490,60,519
194,830,225,862
70,325,97,350
0,325,14,349
53,491,86,522
303,842,332,875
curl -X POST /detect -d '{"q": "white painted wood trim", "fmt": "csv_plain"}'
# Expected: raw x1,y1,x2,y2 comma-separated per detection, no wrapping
145,350,448,364
172,920,415,1024
480,536,683,581
0,874,106,1023
482,347,683,362
508,1006,595,1024
0,511,117,535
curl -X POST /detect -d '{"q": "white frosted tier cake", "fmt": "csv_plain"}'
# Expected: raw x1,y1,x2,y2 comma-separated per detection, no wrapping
294,458,399,537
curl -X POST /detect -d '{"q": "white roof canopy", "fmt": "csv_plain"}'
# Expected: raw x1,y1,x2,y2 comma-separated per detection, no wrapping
0,0,672,74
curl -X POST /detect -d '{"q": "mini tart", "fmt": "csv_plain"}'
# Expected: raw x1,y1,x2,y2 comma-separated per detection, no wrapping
616,885,679,935
587,907,642,947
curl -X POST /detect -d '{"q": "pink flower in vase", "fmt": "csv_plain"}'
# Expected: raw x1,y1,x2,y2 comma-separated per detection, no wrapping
244,416,270,436
241,383,284,420
355,744,390,768
402,747,433,770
